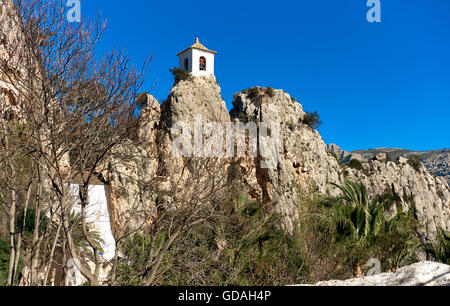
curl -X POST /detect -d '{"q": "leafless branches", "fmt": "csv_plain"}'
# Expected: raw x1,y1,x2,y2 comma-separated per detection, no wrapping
0,0,148,286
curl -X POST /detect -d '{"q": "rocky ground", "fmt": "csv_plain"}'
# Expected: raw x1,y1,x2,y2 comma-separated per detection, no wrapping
297,262,450,286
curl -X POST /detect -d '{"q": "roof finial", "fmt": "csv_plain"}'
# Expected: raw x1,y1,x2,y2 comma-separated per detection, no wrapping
196,37,199,43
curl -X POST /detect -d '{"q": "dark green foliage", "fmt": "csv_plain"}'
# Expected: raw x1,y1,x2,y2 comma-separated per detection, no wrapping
407,155,422,172
169,67,190,84
136,92,148,110
246,87,260,101
15,209,48,235
319,180,420,272
115,198,306,286
69,212,104,254
264,87,275,98
115,234,153,286
238,112,250,123
115,181,423,285
386,153,392,162
423,228,450,264
0,239,9,286
303,111,322,129
347,159,364,171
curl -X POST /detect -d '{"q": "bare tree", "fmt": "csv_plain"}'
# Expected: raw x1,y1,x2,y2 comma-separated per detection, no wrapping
0,0,148,286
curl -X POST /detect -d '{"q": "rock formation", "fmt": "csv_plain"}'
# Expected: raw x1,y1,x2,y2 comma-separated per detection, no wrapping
328,144,450,184
105,78,449,243
297,261,450,286
229,87,449,240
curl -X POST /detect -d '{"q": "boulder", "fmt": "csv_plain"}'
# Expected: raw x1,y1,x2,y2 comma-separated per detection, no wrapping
298,262,450,286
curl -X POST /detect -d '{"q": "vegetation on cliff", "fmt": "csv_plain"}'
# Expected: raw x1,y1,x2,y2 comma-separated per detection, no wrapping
110,180,421,286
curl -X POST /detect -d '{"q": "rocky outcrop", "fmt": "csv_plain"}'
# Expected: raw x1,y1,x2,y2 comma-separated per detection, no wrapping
105,94,161,239
0,0,24,109
327,143,363,164
230,87,341,232
106,79,449,243
328,144,450,184
106,76,231,237
161,75,230,128
298,262,450,286
230,87,449,240
158,75,230,209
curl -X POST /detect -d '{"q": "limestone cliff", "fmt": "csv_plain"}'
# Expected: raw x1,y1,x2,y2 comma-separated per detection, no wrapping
161,75,230,128
230,87,449,241
106,78,449,243
328,144,450,185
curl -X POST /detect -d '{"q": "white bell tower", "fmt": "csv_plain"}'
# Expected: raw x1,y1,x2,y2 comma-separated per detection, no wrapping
177,38,217,77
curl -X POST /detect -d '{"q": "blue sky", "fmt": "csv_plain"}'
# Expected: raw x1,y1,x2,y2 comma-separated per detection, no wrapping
81,0,450,152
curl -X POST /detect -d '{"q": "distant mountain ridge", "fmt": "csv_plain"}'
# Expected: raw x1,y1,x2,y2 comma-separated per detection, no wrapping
328,144,450,184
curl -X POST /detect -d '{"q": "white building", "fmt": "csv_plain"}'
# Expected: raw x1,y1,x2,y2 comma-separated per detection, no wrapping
70,184,116,261
177,37,217,77
65,183,115,286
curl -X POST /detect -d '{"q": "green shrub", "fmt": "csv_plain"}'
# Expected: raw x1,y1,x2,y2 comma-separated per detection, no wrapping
169,68,190,84
115,198,306,286
114,181,424,285
15,208,48,235
136,92,148,110
246,87,260,101
347,159,364,171
0,239,9,286
386,153,392,162
407,155,422,172
423,228,450,264
264,87,275,98
319,180,420,273
303,111,322,129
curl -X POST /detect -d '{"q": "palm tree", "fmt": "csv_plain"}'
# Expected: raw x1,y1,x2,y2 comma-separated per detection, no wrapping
327,180,374,243
67,211,105,258
423,228,450,264
323,180,419,274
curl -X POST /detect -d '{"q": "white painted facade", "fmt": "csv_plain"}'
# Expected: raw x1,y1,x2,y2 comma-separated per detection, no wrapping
177,38,217,77
68,184,115,285
178,48,216,76
70,184,116,261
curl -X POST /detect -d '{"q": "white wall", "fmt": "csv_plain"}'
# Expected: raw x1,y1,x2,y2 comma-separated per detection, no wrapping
178,48,215,76
70,184,116,261
178,49,193,73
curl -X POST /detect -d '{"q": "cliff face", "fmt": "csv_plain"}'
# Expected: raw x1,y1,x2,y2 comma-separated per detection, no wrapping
0,0,21,105
106,78,450,242
161,75,230,128
106,76,231,238
229,88,449,239
328,145,450,185
230,87,342,232
105,94,160,238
